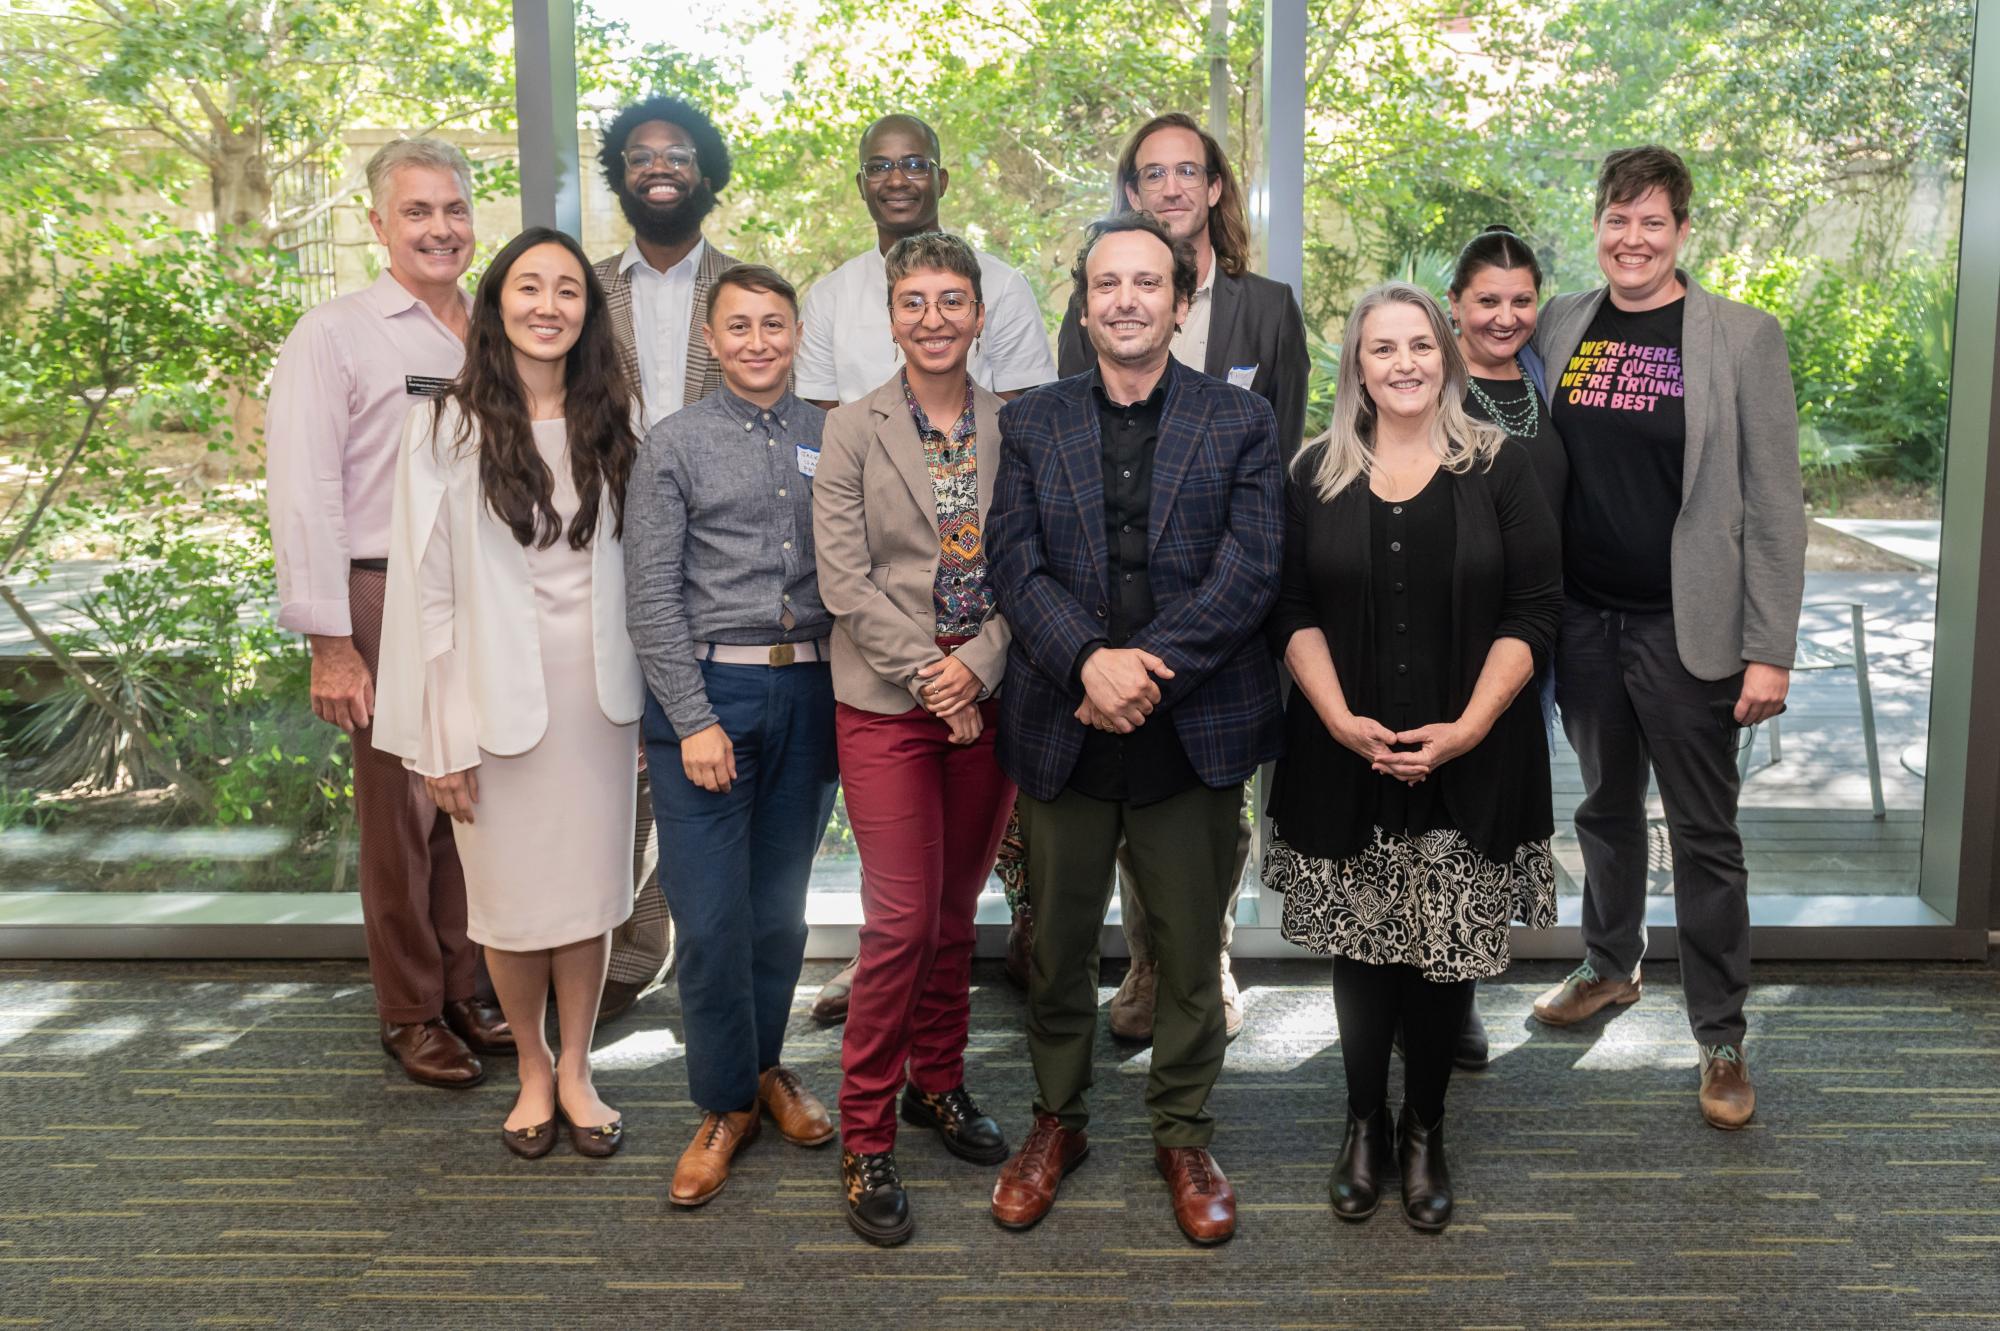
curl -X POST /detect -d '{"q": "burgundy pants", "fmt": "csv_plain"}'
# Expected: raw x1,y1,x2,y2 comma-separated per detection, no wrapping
346,568,478,1024
836,699,1015,1153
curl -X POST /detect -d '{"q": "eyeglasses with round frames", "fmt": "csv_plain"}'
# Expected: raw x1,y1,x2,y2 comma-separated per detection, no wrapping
862,154,938,179
622,146,698,174
1133,161,1212,193
890,290,979,324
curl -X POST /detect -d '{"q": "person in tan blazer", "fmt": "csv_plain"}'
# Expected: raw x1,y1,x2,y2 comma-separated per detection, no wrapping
813,232,1017,1247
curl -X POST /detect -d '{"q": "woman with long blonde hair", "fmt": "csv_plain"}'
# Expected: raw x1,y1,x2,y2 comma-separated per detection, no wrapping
1261,282,1561,1233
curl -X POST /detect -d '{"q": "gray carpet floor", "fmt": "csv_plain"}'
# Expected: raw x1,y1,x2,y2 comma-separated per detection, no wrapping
2,956,1998,1329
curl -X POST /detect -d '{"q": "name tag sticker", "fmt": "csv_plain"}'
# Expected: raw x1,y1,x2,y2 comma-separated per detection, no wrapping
1227,364,1259,389
795,445,820,478
404,374,452,397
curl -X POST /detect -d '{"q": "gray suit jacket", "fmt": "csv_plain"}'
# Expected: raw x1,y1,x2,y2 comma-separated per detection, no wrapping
1534,270,1805,680
593,240,741,413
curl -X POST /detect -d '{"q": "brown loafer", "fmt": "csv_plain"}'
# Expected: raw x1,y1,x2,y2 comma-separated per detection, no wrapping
443,997,515,1056
1531,961,1642,1027
595,977,651,1028
1156,1145,1236,1245
380,1019,484,1089
1698,1043,1756,1130
1004,906,1034,991
991,1113,1088,1230
556,1095,625,1158
759,1065,835,1147
811,958,859,1025
668,1109,760,1207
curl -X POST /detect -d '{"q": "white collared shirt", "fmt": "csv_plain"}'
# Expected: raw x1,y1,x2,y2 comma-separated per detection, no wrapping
621,237,704,428
794,243,1057,403
1171,255,1217,373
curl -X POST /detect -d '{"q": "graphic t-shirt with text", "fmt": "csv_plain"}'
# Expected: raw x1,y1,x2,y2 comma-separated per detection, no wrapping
1550,296,1687,612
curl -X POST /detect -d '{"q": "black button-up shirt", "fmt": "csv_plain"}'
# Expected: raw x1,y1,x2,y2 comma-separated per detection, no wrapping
1067,368,1200,806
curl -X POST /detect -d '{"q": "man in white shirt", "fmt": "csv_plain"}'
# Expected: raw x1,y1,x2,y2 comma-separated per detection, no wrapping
796,114,1056,408
798,113,1056,1022
591,94,748,1019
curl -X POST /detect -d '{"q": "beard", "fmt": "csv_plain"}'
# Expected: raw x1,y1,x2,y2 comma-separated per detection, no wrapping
617,179,718,249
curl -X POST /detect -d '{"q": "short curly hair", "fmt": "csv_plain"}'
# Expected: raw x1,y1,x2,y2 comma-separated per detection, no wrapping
598,95,732,195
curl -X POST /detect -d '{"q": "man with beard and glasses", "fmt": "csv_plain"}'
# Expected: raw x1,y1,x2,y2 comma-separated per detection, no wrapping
986,213,1282,1247
796,112,1056,1025
1054,112,1310,1048
589,94,746,1022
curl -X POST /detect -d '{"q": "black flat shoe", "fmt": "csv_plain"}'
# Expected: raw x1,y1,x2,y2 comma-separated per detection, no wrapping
501,1116,557,1159
1396,1105,1453,1232
1328,1108,1393,1221
899,1085,1010,1165
842,1149,913,1247
556,1097,624,1158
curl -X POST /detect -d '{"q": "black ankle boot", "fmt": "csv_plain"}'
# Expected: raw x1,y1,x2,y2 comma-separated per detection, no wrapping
841,1149,913,1247
900,1084,1009,1165
1396,1105,1452,1232
1329,1108,1393,1221
1456,1000,1490,1071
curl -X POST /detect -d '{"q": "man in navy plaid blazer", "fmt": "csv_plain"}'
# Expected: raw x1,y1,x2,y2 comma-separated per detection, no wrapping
985,214,1282,1246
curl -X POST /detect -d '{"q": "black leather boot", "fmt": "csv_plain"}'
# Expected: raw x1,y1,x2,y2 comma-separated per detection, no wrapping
1328,1107,1393,1221
900,1084,1010,1165
1396,1105,1453,1232
1456,997,1490,1071
841,1149,913,1247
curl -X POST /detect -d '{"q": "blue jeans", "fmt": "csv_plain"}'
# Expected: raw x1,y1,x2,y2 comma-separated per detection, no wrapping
643,660,839,1113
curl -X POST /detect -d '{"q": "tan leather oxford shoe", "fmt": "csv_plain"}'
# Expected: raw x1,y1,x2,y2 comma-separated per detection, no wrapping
759,1065,835,1147
668,1109,761,1207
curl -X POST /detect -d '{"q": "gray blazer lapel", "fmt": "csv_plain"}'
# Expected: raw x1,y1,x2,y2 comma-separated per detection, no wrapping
595,255,641,399
870,378,941,531
1203,270,1244,379
1677,270,1713,504
1540,286,1607,397
682,242,734,408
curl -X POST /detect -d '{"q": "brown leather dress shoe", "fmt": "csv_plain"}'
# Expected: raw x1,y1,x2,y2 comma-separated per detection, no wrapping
759,1065,835,1147
380,1019,484,1089
669,1109,761,1207
1531,961,1643,1026
596,977,647,1027
811,958,859,1025
1004,905,1034,991
1155,1146,1236,1245
990,1113,1088,1231
442,997,514,1056
1698,1043,1756,1130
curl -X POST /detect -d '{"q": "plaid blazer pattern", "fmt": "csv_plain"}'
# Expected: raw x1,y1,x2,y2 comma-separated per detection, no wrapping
987,358,1285,802
593,240,741,413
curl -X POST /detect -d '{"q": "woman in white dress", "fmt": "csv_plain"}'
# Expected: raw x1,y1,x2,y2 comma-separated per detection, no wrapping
375,226,643,1158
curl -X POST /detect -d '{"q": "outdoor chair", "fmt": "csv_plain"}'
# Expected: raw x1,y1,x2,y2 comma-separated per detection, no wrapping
1738,600,1885,818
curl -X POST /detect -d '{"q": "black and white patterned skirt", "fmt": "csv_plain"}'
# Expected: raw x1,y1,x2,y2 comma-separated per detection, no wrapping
1263,826,1557,981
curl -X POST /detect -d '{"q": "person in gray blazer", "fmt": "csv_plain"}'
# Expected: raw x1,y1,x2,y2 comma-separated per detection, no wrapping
1052,111,1311,1045
1528,146,1805,1131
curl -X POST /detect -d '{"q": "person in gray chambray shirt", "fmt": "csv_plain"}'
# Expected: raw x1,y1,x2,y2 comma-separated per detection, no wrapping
623,263,843,1209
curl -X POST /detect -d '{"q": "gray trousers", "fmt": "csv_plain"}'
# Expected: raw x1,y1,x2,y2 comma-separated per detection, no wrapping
1557,599,1752,1045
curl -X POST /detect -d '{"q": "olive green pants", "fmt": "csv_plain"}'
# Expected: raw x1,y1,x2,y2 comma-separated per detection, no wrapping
1018,781,1241,1148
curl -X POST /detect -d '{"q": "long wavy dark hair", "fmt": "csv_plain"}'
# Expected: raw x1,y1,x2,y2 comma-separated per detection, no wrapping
1115,112,1250,279
436,226,636,550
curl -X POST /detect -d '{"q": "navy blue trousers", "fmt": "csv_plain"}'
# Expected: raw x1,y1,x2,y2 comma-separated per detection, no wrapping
643,661,839,1113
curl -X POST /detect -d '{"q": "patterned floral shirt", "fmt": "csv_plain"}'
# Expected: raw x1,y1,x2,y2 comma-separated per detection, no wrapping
901,372,995,636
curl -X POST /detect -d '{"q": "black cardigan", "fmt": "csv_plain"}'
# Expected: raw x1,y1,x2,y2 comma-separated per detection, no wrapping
1264,441,1562,865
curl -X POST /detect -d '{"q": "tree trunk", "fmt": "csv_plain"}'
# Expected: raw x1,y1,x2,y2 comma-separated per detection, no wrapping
210,128,274,245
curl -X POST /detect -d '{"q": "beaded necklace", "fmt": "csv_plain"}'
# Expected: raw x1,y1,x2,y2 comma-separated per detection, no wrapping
1465,360,1539,439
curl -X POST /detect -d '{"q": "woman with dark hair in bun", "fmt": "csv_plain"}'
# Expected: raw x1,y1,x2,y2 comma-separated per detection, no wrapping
1439,225,1567,1072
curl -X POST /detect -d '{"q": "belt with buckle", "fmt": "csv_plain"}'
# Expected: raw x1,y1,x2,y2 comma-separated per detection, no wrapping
695,640,828,667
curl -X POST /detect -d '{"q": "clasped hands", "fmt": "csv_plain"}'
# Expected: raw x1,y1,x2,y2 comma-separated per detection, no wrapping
1074,647,1175,733
916,653,984,746
1328,709,1483,785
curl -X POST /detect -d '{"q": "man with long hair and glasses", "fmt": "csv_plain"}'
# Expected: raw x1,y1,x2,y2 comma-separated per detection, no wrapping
588,93,748,1022
1054,112,1310,1046
796,113,1055,1025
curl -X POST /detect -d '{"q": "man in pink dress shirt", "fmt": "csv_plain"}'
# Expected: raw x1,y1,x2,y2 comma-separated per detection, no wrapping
264,138,511,1089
